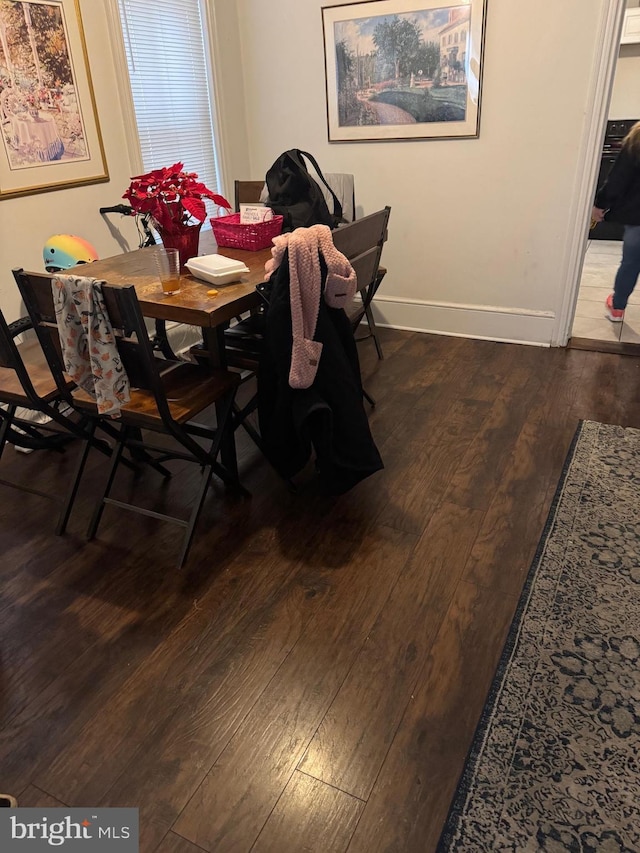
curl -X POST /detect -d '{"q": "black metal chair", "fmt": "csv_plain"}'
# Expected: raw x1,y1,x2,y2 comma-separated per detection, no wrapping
333,206,390,369
0,304,105,534
310,175,385,358
235,175,384,357
14,270,243,568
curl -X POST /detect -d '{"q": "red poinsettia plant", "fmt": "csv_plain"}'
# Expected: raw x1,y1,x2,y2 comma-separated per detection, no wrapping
123,162,231,232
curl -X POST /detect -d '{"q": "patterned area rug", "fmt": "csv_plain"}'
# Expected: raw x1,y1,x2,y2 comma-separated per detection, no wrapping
438,420,640,853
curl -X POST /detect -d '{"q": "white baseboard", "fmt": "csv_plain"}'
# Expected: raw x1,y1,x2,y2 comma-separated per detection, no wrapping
371,296,555,347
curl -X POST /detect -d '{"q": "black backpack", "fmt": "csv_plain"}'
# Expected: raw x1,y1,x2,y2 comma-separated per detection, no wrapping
265,149,344,232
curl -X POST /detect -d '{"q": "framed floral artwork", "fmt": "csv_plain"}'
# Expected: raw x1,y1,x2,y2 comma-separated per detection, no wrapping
322,0,487,142
0,0,108,199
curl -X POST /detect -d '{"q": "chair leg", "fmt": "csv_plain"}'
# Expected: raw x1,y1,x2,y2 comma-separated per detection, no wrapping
127,426,172,478
177,463,215,569
176,393,248,566
364,303,384,360
232,398,264,453
87,426,128,540
55,421,95,536
4,415,68,450
217,397,238,482
85,387,246,563
171,390,248,497
240,417,264,453
1,405,92,535
43,406,138,474
0,405,16,458
232,395,258,429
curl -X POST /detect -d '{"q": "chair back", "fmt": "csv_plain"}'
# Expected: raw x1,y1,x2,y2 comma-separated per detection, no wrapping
100,283,190,421
102,282,168,388
0,307,39,402
12,269,75,404
234,180,267,212
316,173,356,223
332,206,390,298
0,310,22,371
13,269,173,419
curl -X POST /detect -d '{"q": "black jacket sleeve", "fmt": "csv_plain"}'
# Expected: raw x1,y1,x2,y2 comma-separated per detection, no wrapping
595,146,636,210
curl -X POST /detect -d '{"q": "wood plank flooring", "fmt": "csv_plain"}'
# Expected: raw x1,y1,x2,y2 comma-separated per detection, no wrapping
2,329,640,852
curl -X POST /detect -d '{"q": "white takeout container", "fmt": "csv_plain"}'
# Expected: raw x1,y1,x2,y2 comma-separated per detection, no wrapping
185,254,250,286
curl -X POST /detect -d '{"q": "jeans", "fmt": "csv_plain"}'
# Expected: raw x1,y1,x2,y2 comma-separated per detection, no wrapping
613,225,640,309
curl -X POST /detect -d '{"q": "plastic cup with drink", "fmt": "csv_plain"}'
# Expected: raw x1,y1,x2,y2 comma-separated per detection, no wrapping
155,247,181,295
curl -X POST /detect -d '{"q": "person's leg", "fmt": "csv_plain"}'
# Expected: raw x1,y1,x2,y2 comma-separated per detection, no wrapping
612,225,640,309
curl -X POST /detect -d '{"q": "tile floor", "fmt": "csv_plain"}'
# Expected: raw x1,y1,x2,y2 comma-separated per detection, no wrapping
571,238,640,343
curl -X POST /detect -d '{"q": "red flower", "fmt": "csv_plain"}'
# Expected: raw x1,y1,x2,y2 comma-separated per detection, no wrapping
123,162,230,231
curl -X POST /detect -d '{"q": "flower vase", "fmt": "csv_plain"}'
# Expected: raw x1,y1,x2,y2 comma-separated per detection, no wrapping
157,221,202,270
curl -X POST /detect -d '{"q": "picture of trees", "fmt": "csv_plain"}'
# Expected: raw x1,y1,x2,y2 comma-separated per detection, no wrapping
0,0,89,170
332,5,470,128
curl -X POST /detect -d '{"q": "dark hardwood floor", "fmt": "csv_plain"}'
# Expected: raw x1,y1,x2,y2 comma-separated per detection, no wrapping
2,329,640,852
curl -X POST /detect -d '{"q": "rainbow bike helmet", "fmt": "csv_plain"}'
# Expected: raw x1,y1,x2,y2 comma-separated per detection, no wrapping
43,235,98,272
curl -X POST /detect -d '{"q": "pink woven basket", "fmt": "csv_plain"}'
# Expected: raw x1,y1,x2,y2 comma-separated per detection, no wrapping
210,212,283,251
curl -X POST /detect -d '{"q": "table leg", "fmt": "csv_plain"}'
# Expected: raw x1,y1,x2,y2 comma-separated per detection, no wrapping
202,325,239,480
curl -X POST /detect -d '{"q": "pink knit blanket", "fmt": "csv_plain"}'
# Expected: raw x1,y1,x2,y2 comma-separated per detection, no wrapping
264,224,357,389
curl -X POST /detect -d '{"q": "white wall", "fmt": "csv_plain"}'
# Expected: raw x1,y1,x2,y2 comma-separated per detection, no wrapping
236,0,610,344
609,0,640,118
609,43,640,119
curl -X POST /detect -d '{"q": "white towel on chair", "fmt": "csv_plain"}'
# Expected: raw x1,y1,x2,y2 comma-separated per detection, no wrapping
52,274,130,417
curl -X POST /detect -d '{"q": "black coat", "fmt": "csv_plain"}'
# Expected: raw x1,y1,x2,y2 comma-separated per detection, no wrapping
595,144,640,225
257,252,383,494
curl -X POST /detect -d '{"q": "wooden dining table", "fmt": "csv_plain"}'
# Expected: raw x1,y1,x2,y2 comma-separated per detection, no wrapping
76,233,272,471
79,232,271,368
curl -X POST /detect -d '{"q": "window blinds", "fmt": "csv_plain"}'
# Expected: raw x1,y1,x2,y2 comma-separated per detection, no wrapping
117,0,222,200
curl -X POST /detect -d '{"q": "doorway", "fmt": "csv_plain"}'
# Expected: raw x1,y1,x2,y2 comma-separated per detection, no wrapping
571,237,640,348
569,4,640,353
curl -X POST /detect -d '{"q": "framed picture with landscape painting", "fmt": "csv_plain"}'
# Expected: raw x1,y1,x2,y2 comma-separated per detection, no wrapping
322,0,487,142
0,0,108,199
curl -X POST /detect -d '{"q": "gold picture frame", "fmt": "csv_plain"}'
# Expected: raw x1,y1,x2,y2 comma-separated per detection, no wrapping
0,0,108,199
322,0,487,142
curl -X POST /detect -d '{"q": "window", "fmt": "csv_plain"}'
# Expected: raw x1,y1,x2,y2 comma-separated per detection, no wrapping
117,0,223,200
